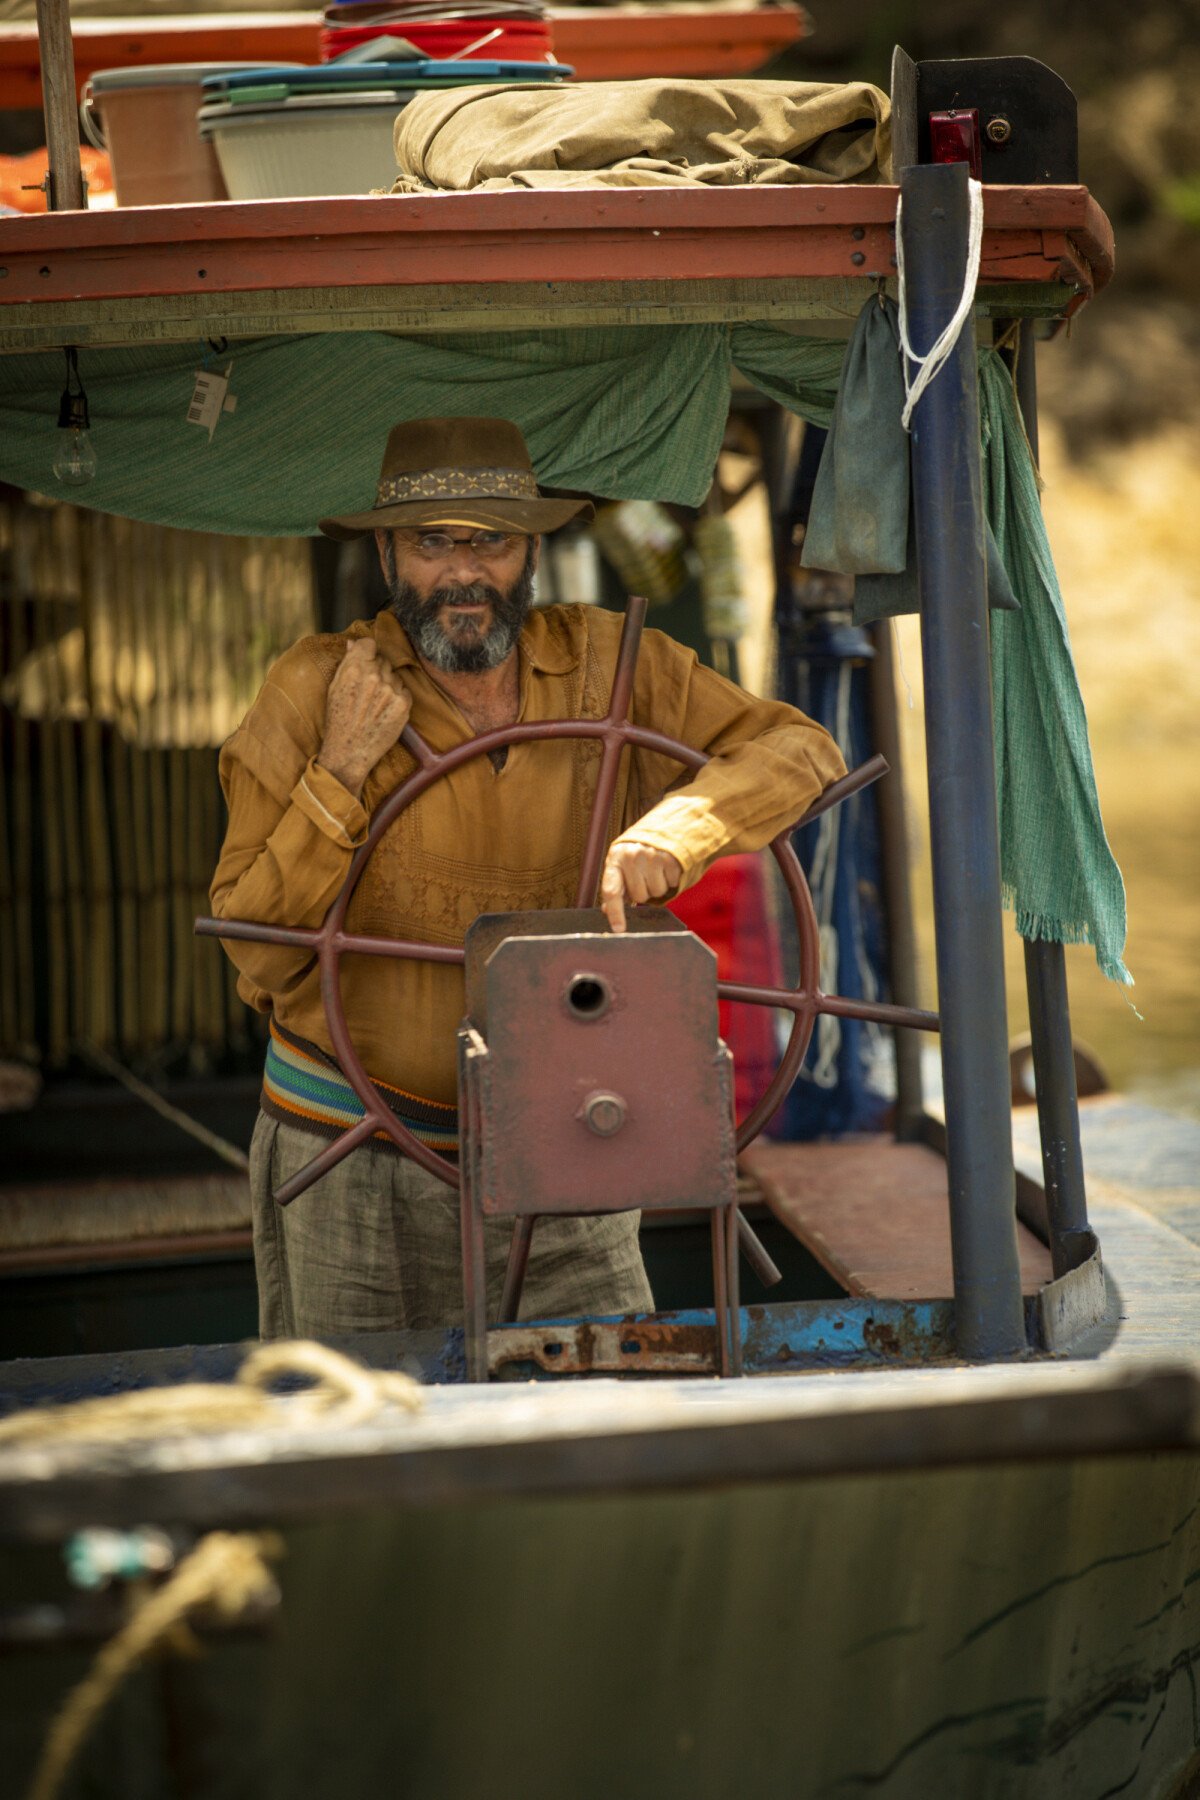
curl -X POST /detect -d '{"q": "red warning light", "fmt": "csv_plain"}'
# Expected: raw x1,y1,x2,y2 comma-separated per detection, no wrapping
929,109,982,180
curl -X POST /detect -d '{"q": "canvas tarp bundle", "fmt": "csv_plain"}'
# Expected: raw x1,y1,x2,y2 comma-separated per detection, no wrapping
388,78,891,193
0,319,1126,980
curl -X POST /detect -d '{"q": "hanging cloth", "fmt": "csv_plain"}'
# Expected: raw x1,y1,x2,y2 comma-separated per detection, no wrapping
0,319,1126,981
796,294,1018,621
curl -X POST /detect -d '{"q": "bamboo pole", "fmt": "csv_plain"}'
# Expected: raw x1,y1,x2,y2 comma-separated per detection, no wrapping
77,508,116,1051
128,521,159,1051
33,510,69,1060
54,510,87,1052
0,510,19,1054
34,0,86,212
10,509,37,1052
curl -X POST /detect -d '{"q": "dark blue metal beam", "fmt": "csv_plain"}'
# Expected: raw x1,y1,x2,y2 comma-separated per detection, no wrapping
900,162,1028,1358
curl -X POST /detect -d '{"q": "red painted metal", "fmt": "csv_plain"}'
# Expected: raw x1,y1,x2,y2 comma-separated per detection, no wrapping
465,930,735,1218
0,6,809,108
0,186,1114,307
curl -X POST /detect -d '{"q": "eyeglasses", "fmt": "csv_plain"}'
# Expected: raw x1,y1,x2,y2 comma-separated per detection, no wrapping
399,529,525,562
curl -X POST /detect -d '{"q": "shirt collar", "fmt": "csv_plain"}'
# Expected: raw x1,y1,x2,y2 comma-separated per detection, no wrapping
369,606,580,676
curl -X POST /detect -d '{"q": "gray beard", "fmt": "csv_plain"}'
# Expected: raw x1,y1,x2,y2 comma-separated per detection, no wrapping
383,538,536,674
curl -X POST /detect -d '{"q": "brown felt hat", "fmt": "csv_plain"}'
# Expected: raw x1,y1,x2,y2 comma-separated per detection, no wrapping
319,416,594,540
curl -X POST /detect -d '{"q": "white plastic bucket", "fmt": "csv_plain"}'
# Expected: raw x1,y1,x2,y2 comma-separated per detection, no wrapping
198,94,407,200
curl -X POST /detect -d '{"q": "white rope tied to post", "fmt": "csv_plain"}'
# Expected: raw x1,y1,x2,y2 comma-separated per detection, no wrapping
896,176,985,431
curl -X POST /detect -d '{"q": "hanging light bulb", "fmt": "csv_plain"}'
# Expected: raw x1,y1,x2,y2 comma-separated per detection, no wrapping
52,347,96,487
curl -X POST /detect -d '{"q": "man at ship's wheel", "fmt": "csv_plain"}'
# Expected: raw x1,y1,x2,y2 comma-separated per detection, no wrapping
211,416,845,1340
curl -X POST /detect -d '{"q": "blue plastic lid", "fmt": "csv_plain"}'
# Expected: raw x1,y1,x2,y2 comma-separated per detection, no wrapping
200,60,571,92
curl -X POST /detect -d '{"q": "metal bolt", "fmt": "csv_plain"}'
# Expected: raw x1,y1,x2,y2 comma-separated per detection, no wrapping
850,252,866,266
851,226,865,241
986,116,1012,145
582,1091,627,1137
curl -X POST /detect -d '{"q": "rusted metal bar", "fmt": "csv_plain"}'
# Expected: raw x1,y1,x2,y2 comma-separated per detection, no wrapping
35,0,85,211
333,932,464,964
816,993,939,1032
710,1207,731,1378
725,1203,742,1375
718,981,939,1034
398,721,440,770
574,594,647,906
194,917,320,951
273,1111,378,1206
791,752,889,827
736,1213,782,1288
461,1175,488,1383
499,1216,534,1322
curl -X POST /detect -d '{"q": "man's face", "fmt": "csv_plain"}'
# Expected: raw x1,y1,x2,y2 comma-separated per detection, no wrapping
379,527,538,675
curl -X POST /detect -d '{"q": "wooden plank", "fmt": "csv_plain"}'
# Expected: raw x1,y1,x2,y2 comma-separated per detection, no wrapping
0,279,1072,352
742,1138,1054,1300
0,1359,1195,1541
0,186,1110,348
0,184,1103,249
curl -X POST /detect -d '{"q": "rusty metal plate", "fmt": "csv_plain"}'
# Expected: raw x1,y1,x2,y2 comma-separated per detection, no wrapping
473,931,735,1217
489,1318,718,1377
464,907,685,1032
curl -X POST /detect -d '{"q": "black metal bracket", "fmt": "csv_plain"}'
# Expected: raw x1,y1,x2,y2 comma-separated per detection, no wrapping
891,46,1079,184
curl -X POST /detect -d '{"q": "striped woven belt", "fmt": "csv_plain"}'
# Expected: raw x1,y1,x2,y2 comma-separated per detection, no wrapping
261,1017,458,1155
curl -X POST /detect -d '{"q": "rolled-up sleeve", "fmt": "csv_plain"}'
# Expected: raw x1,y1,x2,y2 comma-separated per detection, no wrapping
615,633,847,886
210,643,367,1006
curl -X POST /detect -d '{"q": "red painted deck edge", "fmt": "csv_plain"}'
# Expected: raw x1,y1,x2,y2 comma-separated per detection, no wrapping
0,186,1111,308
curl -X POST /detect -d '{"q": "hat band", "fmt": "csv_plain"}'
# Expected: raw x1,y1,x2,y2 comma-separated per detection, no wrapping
375,465,541,507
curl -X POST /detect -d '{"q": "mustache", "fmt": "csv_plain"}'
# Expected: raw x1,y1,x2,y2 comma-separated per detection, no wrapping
420,580,506,615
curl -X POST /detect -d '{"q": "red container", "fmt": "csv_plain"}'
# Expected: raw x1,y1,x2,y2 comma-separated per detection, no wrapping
670,854,786,1127
319,18,554,62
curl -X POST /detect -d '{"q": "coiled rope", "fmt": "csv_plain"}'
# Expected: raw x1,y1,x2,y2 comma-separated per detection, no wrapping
0,1339,423,1446
26,1530,283,1800
10,1343,423,1800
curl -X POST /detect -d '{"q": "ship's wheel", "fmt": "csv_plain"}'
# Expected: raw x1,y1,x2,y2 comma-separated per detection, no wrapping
197,597,939,1299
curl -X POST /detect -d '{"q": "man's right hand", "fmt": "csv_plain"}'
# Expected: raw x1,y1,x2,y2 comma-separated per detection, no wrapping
317,636,413,798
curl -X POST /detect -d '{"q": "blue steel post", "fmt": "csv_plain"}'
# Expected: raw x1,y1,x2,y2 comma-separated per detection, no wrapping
901,162,1027,1357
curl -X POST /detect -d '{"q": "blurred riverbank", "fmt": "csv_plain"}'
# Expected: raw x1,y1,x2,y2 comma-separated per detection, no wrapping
894,419,1200,1116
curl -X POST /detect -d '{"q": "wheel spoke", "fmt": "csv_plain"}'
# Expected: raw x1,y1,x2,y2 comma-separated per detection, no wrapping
574,595,649,908
195,917,319,953
334,931,466,965
274,1113,378,1206
792,754,888,829
718,979,809,1012
817,993,940,1032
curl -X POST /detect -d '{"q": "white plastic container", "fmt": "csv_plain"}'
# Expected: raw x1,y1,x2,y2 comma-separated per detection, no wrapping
197,93,408,199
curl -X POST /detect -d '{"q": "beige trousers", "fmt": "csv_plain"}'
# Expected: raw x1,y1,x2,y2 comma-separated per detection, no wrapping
250,1111,654,1339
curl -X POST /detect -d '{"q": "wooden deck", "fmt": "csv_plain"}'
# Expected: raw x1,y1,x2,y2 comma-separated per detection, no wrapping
741,1137,1054,1300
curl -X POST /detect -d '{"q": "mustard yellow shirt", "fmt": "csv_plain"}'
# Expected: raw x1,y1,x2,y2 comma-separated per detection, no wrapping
211,604,846,1104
